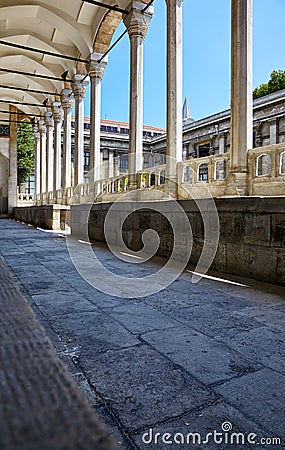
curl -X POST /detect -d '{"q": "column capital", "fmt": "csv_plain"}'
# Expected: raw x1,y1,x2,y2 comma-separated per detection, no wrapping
86,53,108,80
38,119,46,135
165,0,183,6
44,111,54,129
123,1,153,39
33,125,40,140
72,74,89,100
61,89,74,111
52,101,63,124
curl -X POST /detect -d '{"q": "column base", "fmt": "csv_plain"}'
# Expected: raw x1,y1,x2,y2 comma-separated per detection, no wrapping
225,171,248,196
164,178,178,198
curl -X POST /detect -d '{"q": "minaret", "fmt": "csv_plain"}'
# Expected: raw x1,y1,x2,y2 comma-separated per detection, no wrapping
182,97,194,124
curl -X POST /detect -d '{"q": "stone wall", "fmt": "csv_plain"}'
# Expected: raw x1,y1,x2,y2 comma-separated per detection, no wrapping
13,205,69,230
70,197,285,285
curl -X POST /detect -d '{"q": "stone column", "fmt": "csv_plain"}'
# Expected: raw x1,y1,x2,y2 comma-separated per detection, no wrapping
61,89,74,195
38,119,47,195
124,1,153,189
72,74,89,186
52,102,63,193
8,106,18,213
269,118,278,145
229,0,253,195
165,0,183,195
33,124,41,197
45,111,54,194
86,53,108,183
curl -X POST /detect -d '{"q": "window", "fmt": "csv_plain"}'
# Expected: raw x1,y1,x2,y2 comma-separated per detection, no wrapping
198,143,211,157
159,170,165,185
120,128,129,134
84,151,90,168
198,163,208,181
256,154,270,176
119,155,128,171
183,166,192,183
215,160,226,180
111,127,118,133
100,125,106,132
25,174,35,194
150,172,156,186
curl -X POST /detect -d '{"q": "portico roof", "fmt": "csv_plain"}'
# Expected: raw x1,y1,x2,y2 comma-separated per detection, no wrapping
0,0,131,116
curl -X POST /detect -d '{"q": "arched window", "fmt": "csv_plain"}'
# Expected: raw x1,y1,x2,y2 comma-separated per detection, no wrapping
198,163,208,181
280,152,285,174
140,173,147,188
215,160,226,180
183,166,192,182
159,170,165,185
256,154,270,176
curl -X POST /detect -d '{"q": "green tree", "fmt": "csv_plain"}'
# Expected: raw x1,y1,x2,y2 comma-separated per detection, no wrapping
17,119,34,185
253,70,285,99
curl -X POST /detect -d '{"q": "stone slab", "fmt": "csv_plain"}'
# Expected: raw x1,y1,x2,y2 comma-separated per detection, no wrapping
142,326,261,385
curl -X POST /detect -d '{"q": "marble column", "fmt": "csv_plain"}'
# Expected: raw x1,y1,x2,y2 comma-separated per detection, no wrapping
52,102,63,193
165,0,183,195
38,119,47,195
72,74,89,186
8,106,18,213
124,1,153,189
229,0,253,195
61,89,74,194
33,124,41,197
45,111,54,194
86,53,108,183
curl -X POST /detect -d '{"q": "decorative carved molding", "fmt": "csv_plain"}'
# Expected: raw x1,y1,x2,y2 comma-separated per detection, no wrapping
123,1,153,40
86,53,108,80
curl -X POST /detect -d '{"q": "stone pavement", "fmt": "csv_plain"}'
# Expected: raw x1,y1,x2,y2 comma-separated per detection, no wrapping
0,218,285,449
0,226,118,450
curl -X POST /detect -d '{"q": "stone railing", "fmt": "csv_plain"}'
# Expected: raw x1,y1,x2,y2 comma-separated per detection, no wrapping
137,164,166,189
177,153,230,198
21,144,285,208
247,143,285,196
17,193,34,206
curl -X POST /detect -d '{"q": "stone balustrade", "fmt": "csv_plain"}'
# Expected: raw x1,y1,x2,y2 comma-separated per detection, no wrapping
16,143,285,207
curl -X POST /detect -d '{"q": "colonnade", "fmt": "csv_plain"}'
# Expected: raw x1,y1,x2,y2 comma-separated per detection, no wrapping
29,0,252,205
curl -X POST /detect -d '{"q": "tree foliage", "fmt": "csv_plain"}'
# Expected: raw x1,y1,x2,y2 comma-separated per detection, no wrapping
253,70,285,99
17,119,34,185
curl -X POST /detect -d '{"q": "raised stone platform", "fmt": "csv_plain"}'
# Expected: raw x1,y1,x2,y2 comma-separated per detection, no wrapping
70,196,285,285
13,204,69,230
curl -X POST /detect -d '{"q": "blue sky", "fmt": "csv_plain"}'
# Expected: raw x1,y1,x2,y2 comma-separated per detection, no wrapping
84,0,285,129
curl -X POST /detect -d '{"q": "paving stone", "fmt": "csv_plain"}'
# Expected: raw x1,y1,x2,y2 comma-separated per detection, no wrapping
49,311,140,355
218,326,285,375
32,292,98,317
1,219,285,449
131,401,272,449
85,345,217,432
164,304,263,339
142,326,261,385
0,252,118,450
103,302,178,334
214,369,285,438
236,303,285,331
